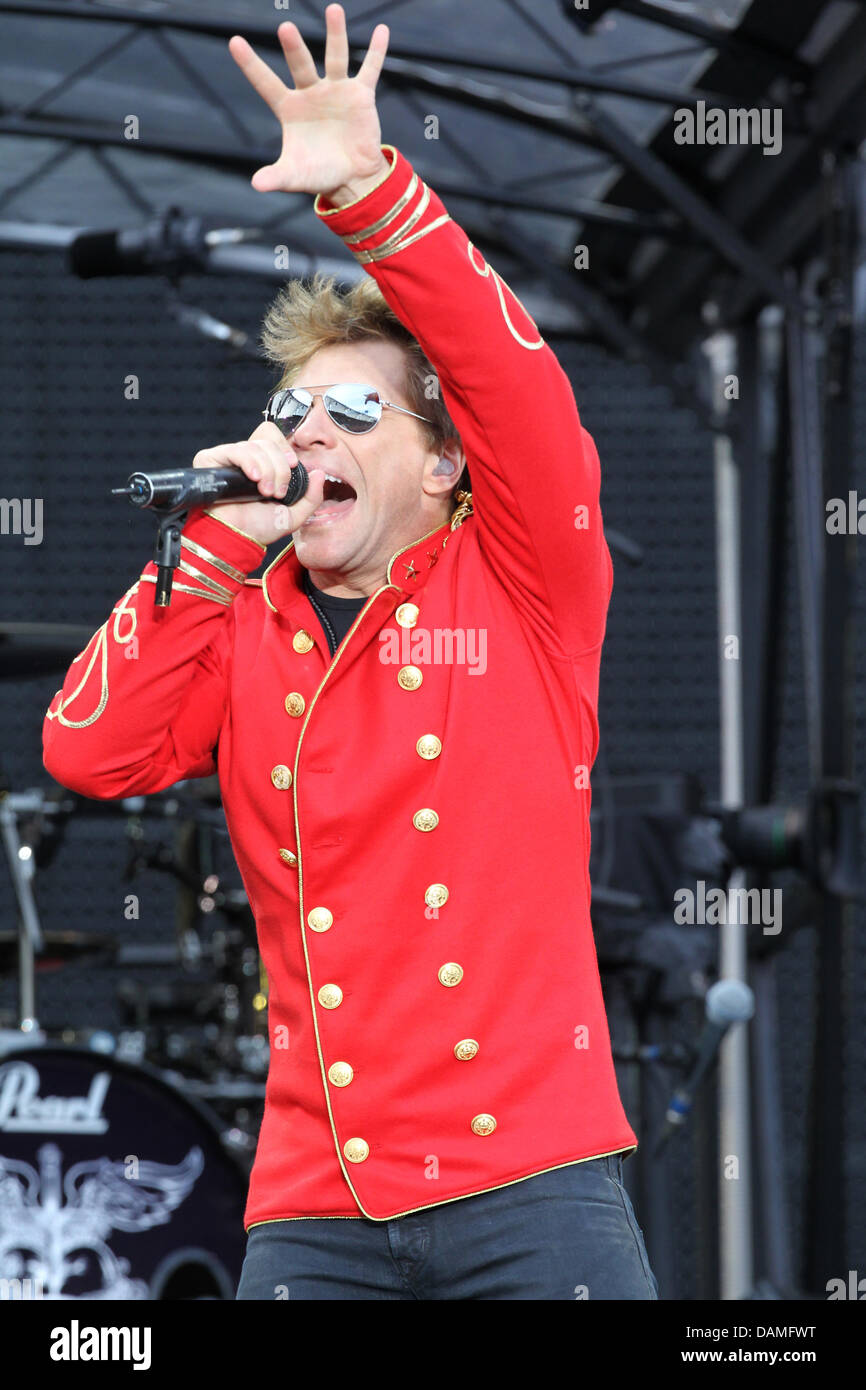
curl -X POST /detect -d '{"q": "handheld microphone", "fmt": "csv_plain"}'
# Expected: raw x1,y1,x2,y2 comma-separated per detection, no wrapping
654,979,755,1154
111,462,309,513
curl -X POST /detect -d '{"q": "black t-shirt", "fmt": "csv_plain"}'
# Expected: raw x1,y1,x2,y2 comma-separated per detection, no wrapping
302,570,366,656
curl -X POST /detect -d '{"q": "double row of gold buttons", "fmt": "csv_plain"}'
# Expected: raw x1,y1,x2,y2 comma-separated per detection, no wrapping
274,618,496,1160
393,602,495,1143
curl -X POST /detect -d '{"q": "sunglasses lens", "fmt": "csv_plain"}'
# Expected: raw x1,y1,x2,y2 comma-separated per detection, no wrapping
266,388,311,435
265,385,383,435
325,385,382,434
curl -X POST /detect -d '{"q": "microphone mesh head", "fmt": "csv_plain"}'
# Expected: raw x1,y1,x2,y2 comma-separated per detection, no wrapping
706,979,755,1025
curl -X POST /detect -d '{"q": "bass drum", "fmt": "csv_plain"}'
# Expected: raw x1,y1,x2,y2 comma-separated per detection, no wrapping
0,1044,249,1300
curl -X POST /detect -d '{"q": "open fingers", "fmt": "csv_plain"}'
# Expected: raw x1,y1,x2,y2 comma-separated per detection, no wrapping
275,19,320,89
356,22,390,89
228,35,290,114
231,11,388,102
323,3,349,82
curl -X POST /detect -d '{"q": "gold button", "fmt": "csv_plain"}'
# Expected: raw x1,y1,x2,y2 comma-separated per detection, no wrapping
398,665,423,691
328,1061,354,1088
438,962,463,987
278,847,298,868
425,883,449,908
396,603,420,628
454,1039,479,1061
471,1114,497,1136
318,983,343,1009
308,906,333,933
271,764,292,790
285,692,305,717
413,808,439,832
344,1137,369,1163
293,630,315,653
416,734,442,760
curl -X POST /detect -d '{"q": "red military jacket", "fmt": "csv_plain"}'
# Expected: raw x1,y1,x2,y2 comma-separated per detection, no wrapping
43,144,637,1227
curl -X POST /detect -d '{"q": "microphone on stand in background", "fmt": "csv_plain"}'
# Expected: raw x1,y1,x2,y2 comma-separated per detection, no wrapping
654,978,755,1155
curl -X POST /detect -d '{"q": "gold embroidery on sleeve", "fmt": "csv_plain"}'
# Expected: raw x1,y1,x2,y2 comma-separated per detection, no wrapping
181,535,246,585
46,584,141,729
466,242,545,350
46,624,108,728
354,212,452,264
177,558,235,604
46,559,237,733
342,174,420,245
348,183,433,264
138,574,231,606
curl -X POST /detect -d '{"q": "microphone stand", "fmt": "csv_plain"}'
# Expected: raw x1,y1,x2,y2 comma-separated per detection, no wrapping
109,484,188,607
151,508,189,608
703,326,754,1301
110,460,307,607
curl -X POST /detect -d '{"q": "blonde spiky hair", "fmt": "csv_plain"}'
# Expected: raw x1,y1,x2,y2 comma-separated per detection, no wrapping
260,272,462,465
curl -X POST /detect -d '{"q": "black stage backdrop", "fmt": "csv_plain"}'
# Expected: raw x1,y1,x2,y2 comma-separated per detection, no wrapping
0,250,863,1299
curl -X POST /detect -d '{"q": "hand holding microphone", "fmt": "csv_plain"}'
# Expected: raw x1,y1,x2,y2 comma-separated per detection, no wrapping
114,422,326,547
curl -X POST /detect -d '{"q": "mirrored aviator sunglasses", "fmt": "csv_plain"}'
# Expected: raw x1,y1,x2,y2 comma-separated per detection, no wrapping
262,383,383,436
263,383,433,437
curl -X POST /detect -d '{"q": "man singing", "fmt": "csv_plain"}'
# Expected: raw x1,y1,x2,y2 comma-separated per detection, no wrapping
43,4,657,1301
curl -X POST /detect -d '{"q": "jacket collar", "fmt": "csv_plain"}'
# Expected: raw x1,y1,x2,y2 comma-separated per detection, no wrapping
261,516,460,615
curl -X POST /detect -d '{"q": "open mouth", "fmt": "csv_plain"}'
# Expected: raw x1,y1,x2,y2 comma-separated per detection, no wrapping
305,473,357,523
322,475,356,504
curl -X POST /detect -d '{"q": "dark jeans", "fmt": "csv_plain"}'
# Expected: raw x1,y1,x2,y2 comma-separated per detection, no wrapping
236,1153,659,1300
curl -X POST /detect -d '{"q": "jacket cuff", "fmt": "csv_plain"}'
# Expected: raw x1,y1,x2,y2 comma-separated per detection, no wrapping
313,145,451,265
140,508,266,608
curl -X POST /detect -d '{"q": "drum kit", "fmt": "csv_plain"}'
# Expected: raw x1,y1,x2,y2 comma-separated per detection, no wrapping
0,622,264,1299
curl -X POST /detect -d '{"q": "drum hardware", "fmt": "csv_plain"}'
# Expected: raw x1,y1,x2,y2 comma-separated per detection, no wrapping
0,788,45,1022
0,931,118,974
115,1030,148,1065
117,977,215,1027
0,1025,47,1058
0,780,267,1205
0,779,132,1026
47,1028,149,1067
160,1069,267,1104
220,1126,259,1158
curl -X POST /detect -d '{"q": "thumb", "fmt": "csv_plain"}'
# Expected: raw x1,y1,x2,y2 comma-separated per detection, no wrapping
293,467,326,520
272,468,325,536
251,165,281,192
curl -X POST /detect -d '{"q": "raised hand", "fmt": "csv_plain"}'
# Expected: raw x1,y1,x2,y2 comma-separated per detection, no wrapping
228,3,390,202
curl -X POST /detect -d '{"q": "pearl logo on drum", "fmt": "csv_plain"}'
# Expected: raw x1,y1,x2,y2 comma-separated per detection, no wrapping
0,1061,110,1135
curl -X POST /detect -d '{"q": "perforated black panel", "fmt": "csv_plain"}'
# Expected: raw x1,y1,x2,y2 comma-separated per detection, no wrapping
1,253,863,1297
